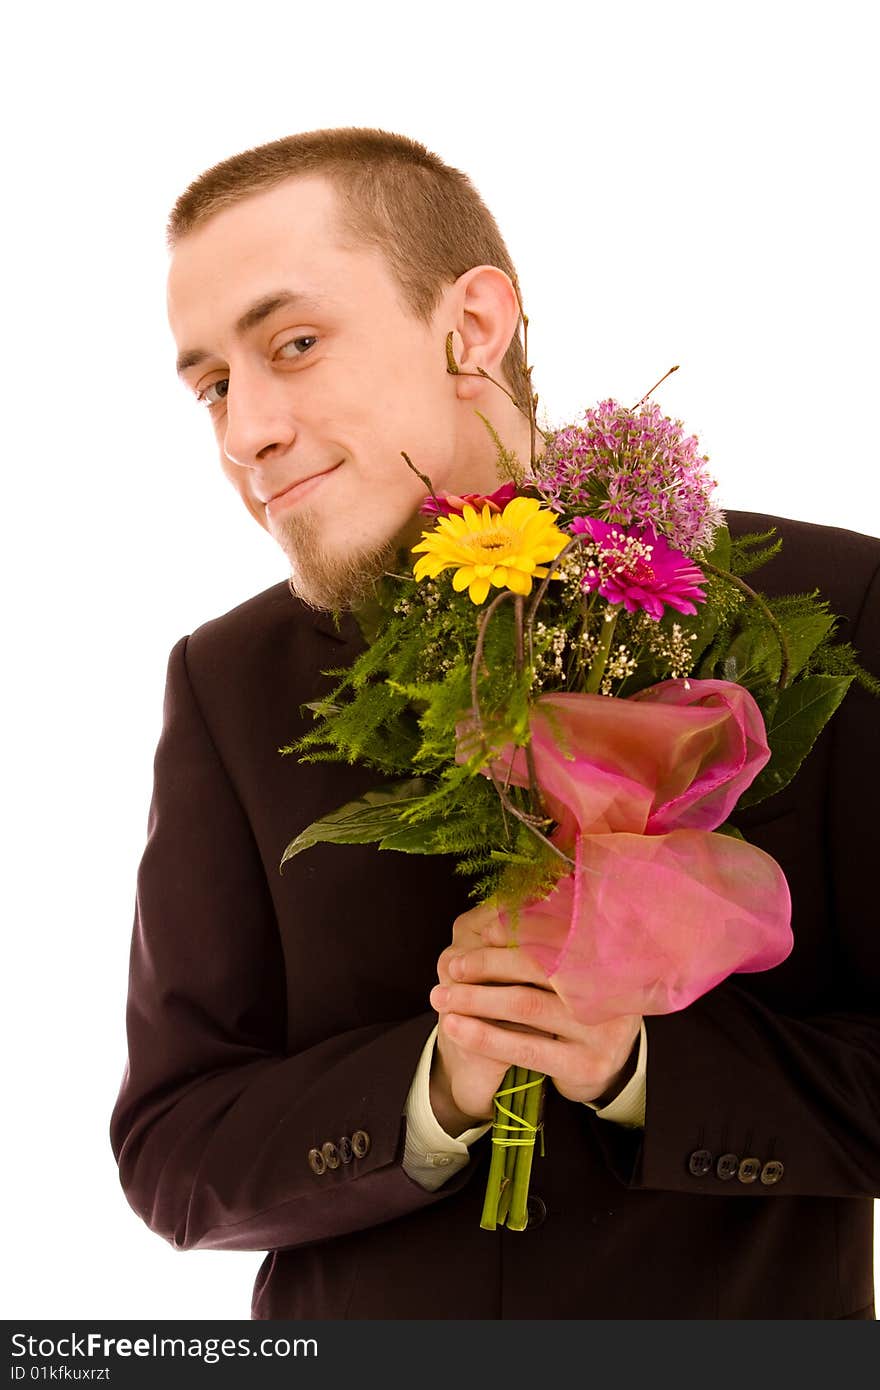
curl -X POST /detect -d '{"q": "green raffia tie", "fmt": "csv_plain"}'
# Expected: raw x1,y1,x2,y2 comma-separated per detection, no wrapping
490,1074,546,1156
480,1068,546,1230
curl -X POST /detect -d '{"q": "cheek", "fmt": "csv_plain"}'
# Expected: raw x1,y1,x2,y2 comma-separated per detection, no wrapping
316,468,419,554
372,414,457,500
330,481,394,540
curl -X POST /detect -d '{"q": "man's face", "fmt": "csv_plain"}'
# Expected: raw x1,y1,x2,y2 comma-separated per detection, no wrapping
167,175,464,609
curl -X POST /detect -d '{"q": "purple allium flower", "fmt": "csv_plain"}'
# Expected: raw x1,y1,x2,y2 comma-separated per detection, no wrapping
534,399,723,554
419,480,519,518
570,516,708,621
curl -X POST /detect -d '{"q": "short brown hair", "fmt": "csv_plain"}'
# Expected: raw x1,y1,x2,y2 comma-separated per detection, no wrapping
166,126,529,410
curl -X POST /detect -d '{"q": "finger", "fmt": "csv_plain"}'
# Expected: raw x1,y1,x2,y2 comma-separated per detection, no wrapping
436,944,483,987
481,914,529,948
450,903,502,951
451,899,501,934
430,981,566,1034
437,936,526,987
437,908,501,982
447,944,551,987
442,1012,573,1075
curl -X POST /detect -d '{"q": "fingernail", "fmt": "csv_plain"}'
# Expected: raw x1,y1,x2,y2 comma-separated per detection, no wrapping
448,956,464,979
431,986,449,1007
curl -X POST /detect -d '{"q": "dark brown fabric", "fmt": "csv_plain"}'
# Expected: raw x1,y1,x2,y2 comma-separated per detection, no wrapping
109,511,880,1319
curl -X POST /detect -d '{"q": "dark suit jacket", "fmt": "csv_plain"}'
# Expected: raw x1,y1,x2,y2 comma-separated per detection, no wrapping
109,511,880,1319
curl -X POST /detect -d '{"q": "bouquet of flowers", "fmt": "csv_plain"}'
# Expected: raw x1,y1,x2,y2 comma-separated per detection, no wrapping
278,318,879,1232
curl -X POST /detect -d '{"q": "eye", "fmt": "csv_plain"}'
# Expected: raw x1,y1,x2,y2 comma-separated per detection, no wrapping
277,335,318,359
193,334,316,408
196,378,229,408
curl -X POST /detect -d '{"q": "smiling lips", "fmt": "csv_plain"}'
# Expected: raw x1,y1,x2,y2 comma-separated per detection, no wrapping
264,462,342,516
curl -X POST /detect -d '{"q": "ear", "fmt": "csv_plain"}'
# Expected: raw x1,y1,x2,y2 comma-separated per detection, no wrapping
448,265,521,402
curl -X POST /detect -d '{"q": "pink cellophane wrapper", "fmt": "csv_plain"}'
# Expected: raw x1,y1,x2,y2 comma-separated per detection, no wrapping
457,679,793,1024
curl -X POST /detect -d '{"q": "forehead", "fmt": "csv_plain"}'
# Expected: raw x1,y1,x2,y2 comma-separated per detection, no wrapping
166,175,387,343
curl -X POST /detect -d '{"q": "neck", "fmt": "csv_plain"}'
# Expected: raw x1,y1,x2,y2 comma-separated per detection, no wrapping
350,540,414,642
351,413,544,642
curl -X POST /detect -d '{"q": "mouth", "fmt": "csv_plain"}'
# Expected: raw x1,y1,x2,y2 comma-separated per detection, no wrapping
264,461,343,518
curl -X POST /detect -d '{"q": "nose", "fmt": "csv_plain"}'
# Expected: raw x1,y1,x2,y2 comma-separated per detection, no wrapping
221,358,297,470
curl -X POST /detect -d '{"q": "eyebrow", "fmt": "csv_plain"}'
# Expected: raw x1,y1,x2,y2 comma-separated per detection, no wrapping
175,289,327,377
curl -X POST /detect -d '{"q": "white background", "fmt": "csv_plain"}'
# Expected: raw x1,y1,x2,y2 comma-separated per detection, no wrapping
5,0,878,1321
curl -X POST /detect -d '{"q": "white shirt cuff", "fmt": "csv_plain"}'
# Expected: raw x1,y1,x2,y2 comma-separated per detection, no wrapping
402,1024,492,1190
582,1019,647,1128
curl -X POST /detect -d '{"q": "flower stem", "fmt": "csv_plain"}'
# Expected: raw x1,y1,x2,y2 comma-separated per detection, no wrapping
631,364,679,410
480,1064,517,1230
505,1070,546,1231
400,451,441,508
469,591,575,869
584,606,620,693
444,327,553,447
497,1065,528,1225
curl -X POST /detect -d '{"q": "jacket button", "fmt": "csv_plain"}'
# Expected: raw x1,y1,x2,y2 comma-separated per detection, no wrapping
321,1141,340,1170
338,1135,353,1164
737,1156,761,1183
716,1152,739,1180
688,1148,713,1177
760,1159,785,1185
307,1147,326,1176
351,1129,371,1158
526,1195,547,1229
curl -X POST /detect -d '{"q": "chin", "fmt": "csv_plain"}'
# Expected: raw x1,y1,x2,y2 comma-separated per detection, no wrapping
278,512,403,613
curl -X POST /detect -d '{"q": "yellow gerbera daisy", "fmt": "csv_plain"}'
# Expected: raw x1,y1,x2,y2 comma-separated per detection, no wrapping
411,496,568,605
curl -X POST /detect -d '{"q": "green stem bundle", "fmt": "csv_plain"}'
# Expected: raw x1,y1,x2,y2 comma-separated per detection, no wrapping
479,1066,546,1231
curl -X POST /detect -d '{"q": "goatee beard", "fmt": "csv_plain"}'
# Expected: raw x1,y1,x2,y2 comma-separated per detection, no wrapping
273,509,403,613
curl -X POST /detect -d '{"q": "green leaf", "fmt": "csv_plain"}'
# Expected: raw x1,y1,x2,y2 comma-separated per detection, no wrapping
377,818,454,852
776,603,837,681
729,528,783,577
714,821,746,841
736,674,853,808
721,631,768,685
279,778,432,868
302,699,343,716
474,409,527,487
696,591,838,691
698,523,731,573
682,527,735,669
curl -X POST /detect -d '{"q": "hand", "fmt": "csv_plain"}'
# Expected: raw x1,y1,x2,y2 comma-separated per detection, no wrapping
429,900,642,1132
428,901,515,1131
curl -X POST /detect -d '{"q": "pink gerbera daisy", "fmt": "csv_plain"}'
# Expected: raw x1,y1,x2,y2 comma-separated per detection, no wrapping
570,516,707,621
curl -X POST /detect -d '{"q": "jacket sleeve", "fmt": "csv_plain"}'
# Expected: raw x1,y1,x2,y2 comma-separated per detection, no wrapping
591,557,880,1200
109,635,476,1254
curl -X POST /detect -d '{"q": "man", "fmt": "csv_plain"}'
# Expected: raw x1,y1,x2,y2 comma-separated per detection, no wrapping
109,127,879,1319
